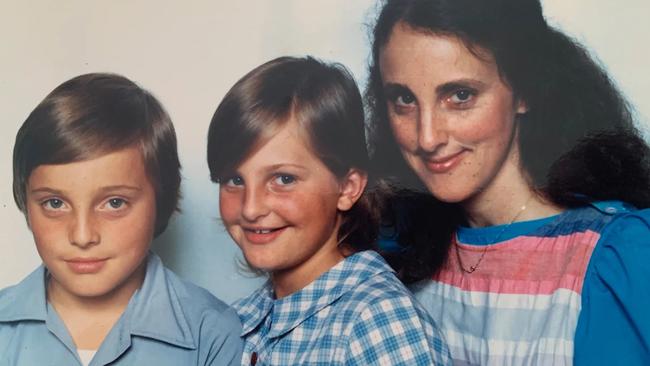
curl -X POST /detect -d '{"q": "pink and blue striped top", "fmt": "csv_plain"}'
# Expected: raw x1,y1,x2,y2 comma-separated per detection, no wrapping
411,202,650,365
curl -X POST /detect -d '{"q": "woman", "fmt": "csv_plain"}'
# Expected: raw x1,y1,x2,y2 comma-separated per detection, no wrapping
366,0,650,365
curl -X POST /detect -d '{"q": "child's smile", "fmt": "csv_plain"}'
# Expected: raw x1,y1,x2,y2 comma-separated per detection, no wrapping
219,120,350,297
241,225,288,245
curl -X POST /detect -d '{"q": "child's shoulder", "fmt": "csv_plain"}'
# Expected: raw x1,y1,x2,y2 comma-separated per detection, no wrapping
161,265,229,311
155,259,234,310
344,266,418,309
134,254,242,358
0,266,45,321
333,251,422,317
142,254,242,331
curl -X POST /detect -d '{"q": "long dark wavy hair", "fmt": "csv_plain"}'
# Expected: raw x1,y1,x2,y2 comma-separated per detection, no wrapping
366,0,650,283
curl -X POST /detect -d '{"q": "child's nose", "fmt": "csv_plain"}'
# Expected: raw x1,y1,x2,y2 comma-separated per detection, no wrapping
68,211,100,248
241,187,270,222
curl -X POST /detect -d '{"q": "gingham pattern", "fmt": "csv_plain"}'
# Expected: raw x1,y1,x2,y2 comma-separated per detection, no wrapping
233,250,451,365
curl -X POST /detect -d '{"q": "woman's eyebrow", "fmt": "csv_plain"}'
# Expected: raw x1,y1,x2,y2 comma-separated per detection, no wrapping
436,79,486,95
382,82,411,95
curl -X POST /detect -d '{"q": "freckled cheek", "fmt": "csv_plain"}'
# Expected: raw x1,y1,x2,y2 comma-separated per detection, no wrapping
27,211,66,249
389,120,418,151
219,193,241,224
268,194,308,220
113,222,154,254
463,105,515,142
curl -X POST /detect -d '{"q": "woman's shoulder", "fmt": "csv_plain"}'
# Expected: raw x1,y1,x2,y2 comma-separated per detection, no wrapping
575,203,650,364
585,202,650,286
592,201,650,250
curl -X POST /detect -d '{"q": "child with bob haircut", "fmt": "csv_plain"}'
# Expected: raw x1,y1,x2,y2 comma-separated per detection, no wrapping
0,73,243,366
207,56,451,365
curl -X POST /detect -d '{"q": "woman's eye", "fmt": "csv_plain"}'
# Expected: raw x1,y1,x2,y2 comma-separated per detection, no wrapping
395,92,415,106
274,174,296,185
449,89,474,104
42,198,65,210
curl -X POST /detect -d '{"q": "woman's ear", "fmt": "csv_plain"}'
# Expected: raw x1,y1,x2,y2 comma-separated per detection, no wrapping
337,168,368,212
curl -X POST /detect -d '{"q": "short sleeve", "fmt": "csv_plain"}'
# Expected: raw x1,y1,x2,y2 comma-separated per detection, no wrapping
200,306,244,366
345,297,451,366
575,210,650,365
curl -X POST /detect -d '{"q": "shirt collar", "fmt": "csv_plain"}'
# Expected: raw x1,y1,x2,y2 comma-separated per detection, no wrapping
126,253,196,349
0,265,48,322
236,250,394,338
0,253,196,350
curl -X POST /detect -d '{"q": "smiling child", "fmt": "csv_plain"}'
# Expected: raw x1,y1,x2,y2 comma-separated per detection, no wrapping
207,57,451,365
0,73,242,365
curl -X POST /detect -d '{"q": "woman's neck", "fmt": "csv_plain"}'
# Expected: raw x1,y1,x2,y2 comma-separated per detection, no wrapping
462,156,562,228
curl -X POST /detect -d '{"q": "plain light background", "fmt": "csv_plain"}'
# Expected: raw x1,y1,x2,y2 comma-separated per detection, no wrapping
1,0,649,304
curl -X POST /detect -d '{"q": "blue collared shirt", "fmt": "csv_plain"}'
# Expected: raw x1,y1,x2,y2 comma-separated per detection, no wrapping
0,253,243,366
233,250,451,365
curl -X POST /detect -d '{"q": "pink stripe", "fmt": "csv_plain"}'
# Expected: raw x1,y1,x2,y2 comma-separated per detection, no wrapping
435,230,599,295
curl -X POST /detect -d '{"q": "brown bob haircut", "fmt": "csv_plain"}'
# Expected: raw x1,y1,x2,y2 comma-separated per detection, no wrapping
13,73,181,237
207,56,377,250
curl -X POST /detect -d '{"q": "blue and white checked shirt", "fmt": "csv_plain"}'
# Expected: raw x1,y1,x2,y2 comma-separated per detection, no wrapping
233,250,451,365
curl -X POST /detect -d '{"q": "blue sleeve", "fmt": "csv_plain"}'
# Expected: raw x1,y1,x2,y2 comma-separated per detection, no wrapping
200,306,243,366
575,209,650,365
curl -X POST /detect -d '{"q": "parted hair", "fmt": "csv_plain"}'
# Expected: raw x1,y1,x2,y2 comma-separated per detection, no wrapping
13,73,181,237
207,56,378,250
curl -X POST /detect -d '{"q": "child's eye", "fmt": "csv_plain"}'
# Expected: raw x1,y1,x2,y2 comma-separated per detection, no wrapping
273,174,296,186
223,176,245,187
42,198,66,211
105,198,127,210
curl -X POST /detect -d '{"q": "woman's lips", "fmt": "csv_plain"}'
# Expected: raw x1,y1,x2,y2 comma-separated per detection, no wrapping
423,150,466,174
65,258,108,274
243,227,287,245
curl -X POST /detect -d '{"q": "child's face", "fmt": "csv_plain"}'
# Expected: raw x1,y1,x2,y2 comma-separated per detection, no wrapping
219,121,355,285
26,147,156,301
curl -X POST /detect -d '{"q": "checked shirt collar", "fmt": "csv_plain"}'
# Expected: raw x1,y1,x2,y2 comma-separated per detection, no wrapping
237,250,394,339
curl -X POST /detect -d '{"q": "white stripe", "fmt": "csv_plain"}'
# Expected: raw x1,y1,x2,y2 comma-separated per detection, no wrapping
446,329,573,365
411,281,581,311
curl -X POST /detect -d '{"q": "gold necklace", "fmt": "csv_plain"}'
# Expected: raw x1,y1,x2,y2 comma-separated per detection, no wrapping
456,195,533,274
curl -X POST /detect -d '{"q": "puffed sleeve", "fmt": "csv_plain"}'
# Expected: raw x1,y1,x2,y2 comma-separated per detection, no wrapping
574,209,650,365
345,297,451,366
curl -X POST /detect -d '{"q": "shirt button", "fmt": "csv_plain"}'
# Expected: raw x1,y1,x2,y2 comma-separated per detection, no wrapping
250,352,258,365
605,207,617,214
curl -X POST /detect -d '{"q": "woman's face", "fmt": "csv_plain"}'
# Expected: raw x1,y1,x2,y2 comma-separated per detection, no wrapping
379,23,527,204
